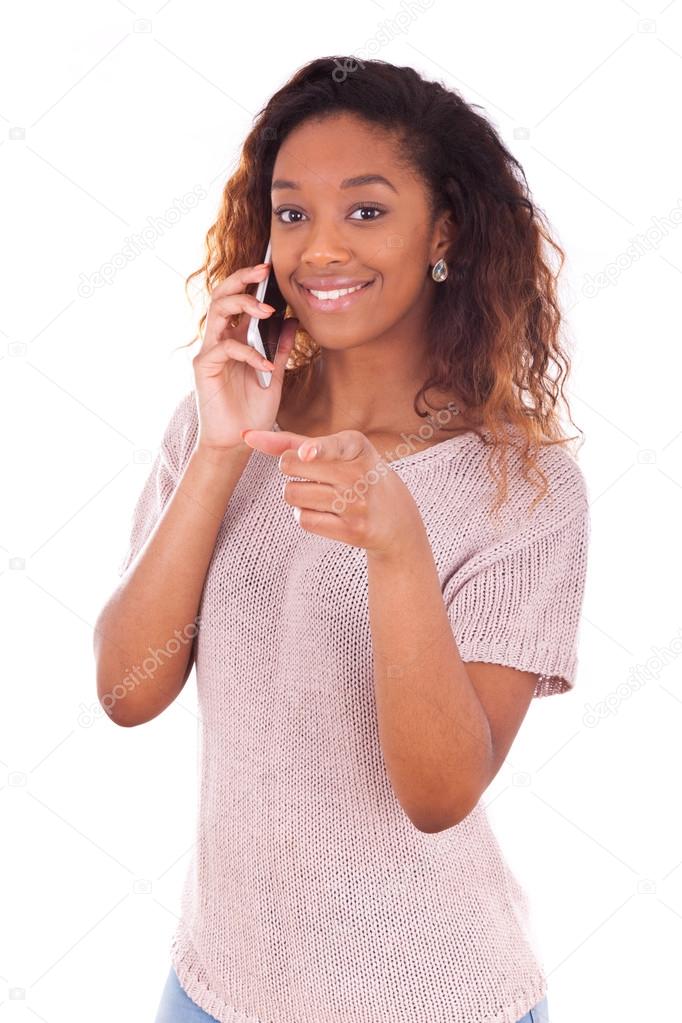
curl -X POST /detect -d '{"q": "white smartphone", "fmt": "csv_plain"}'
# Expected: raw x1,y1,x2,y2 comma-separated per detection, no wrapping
246,239,288,388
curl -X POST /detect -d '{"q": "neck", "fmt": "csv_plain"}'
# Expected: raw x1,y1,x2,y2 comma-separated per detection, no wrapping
292,343,466,436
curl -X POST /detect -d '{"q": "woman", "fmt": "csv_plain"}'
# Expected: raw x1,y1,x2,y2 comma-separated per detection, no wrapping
96,56,588,1023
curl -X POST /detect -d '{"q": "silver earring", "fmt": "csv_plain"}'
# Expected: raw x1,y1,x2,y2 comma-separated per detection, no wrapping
431,258,448,282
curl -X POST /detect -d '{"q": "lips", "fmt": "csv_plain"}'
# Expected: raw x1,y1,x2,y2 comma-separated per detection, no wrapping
297,278,375,311
301,281,371,298
296,277,375,291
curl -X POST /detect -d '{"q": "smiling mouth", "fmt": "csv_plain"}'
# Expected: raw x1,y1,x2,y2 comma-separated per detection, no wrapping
297,279,375,309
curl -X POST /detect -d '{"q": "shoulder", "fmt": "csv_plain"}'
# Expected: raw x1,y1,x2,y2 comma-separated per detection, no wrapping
446,429,589,555
528,437,589,520
505,437,589,549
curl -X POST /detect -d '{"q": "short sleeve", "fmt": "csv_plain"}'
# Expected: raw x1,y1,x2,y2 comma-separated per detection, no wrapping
443,506,590,698
117,390,197,577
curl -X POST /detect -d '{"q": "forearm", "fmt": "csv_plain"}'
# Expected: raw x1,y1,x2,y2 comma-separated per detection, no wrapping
94,442,252,726
366,527,493,832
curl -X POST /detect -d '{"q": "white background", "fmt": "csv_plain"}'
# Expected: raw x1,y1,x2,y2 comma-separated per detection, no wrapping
2,1,680,1020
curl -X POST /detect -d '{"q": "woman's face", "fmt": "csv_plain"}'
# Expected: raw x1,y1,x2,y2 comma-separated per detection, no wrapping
269,112,452,353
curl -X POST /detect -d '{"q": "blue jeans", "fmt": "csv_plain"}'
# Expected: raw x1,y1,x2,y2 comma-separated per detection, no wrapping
154,964,550,1022
154,966,221,1022
517,993,550,1023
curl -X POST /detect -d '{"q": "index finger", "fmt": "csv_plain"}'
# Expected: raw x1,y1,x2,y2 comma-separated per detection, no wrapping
210,262,271,302
282,430,368,471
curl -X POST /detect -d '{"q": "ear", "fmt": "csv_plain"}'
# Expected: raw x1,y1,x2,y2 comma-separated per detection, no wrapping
430,208,457,265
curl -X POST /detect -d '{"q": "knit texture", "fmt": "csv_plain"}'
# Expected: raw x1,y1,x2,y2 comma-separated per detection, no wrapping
118,389,590,1023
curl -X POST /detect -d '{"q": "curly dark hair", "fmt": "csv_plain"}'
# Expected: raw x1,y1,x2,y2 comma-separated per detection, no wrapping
177,55,583,521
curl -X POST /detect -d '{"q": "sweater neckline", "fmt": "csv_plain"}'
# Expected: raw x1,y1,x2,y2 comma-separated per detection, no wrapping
272,420,477,468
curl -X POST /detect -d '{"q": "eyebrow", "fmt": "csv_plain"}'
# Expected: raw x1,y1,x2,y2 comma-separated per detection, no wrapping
271,173,398,195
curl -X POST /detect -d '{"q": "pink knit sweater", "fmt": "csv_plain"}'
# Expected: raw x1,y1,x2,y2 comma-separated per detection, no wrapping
118,389,590,1023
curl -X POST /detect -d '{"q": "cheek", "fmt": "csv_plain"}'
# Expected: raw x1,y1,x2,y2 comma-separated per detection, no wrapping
283,279,305,311
377,238,428,280
379,262,429,307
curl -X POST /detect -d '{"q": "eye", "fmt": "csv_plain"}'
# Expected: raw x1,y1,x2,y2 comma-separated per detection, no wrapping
273,208,304,225
273,204,386,224
349,205,385,221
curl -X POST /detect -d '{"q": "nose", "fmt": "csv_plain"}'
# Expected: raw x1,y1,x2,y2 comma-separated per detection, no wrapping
298,221,353,268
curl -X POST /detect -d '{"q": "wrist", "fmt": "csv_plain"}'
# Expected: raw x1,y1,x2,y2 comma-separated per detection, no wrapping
192,440,253,467
366,521,428,565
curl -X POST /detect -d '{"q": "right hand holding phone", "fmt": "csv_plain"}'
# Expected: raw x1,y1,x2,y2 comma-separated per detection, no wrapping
192,263,298,452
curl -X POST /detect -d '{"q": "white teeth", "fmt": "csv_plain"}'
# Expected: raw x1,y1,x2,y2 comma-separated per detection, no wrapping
308,283,367,300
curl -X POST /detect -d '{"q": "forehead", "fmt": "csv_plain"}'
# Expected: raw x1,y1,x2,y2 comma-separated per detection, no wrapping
271,115,408,191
